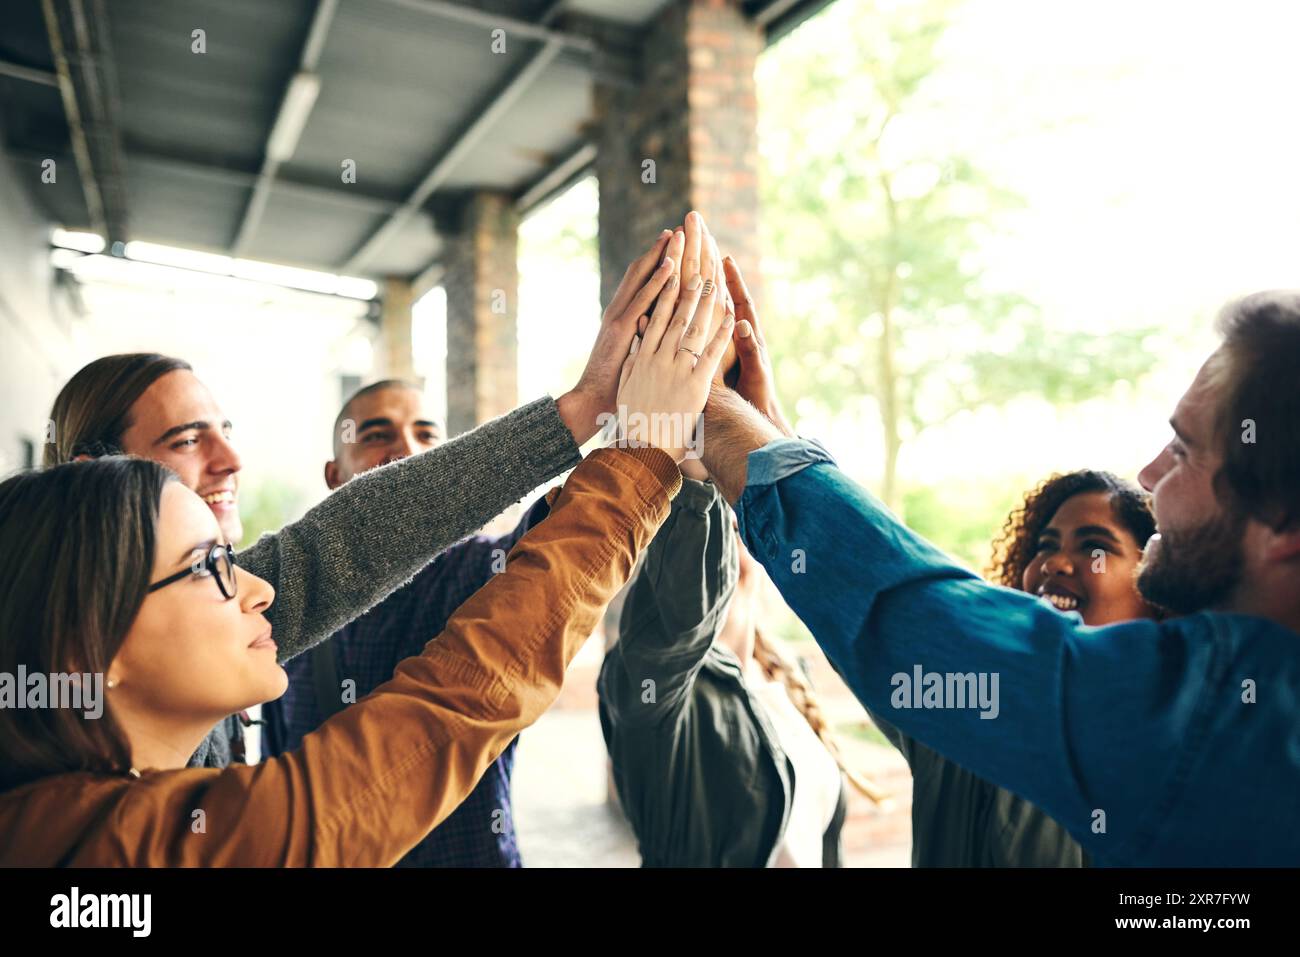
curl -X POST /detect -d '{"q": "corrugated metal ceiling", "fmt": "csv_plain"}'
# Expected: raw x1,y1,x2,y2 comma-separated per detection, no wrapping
0,0,819,283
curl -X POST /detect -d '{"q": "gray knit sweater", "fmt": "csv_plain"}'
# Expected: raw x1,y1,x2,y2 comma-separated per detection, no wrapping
188,395,581,767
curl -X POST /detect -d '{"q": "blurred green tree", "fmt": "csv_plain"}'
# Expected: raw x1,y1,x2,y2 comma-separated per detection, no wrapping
236,478,312,548
759,0,1159,511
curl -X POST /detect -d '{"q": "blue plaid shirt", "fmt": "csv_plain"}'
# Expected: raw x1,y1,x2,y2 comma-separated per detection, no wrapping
263,497,551,867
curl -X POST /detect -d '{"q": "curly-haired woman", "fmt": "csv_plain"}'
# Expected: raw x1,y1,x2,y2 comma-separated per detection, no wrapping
869,469,1161,866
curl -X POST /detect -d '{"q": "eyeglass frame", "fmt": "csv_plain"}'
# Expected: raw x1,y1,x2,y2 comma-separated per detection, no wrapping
147,543,238,600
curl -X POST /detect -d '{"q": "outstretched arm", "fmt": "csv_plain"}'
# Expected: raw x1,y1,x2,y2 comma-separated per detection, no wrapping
698,341,1247,864
722,435,1218,862
242,398,582,664
242,230,683,663
101,447,681,866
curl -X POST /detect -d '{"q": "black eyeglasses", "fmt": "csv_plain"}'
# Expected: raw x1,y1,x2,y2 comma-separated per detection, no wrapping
148,543,237,600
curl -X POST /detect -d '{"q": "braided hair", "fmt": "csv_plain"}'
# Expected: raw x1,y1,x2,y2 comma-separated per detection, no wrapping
750,628,890,804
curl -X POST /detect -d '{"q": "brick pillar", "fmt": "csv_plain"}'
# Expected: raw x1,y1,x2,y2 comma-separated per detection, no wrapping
594,0,763,313
376,277,415,381
441,192,519,437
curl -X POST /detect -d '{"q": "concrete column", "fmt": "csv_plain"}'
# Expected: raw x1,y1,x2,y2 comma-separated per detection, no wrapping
376,276,415,381
594,0,763,313
441,192,519,437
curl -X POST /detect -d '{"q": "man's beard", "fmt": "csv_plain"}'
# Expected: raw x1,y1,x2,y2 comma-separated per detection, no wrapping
1137,508,1247,615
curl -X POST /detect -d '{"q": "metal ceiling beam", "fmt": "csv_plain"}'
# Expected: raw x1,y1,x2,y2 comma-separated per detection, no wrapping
127,149,402,216
232,0,339,255
545,9,641,91
536,0,570,28
340,35,564,274
752,0,805,25
7,145,404,217
376,0,595,53
410,260,445,301
751,0,837,40
0,58,59,86
41,0,129,246
407,138,592,300
515,140,595,214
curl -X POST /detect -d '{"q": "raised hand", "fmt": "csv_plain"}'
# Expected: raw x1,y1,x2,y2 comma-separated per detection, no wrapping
613,249,735,463
641,214,738,384
702,230,736,385
722,255,793,436
558,229,684,445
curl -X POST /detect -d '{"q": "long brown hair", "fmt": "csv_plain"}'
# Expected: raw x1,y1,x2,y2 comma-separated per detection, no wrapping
0,457,175,791
44,353,192,466
750,629,890,804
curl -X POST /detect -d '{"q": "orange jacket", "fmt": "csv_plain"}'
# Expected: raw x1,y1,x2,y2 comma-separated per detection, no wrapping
0,446,680,866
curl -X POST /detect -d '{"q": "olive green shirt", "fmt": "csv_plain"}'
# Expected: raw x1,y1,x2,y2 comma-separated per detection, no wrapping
870,709,1086,867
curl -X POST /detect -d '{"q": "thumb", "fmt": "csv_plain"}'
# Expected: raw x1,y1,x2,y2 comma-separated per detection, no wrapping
734,320,761,360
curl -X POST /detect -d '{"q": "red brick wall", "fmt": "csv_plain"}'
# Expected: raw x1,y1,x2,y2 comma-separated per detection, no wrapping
595,0,763,314
443,191,519,435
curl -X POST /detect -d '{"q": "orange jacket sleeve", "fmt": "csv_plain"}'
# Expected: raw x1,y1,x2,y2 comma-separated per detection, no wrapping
60,446,680,866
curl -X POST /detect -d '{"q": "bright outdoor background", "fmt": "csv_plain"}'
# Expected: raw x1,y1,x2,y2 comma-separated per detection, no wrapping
516,0,1300,656
524,0,1300,572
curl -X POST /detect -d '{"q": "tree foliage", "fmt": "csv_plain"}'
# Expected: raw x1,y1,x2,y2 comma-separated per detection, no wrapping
759,0,1159,508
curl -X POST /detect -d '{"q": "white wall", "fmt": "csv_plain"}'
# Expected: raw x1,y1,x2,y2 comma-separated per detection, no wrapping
61,267,375,531
0,120,380,525
0,136,76,473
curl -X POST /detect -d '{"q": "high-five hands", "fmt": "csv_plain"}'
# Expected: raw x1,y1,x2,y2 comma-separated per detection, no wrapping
628,213,735,478
558,229,685,445
721,256,793,437
603,210,789,472
613,219,734,464
637,213,738,386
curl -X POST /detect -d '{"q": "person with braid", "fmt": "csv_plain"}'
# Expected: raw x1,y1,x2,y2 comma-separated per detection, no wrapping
749,587,890,809
866,469,1161,866
599,489,887,867
597,248,885,867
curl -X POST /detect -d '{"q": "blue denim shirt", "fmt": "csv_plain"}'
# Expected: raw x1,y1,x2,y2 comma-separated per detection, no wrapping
733,438,1300,866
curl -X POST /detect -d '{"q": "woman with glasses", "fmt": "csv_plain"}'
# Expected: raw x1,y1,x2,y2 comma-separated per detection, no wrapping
0,253,735,865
